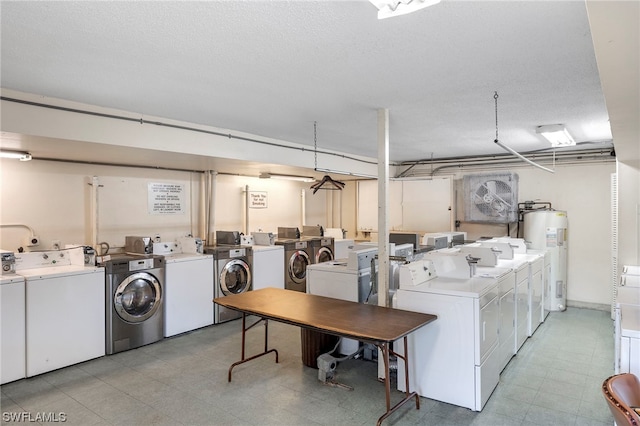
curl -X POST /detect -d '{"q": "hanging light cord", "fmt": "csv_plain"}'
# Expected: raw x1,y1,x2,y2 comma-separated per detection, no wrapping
494,91,500,143
314,121,318,170
493,91,554,173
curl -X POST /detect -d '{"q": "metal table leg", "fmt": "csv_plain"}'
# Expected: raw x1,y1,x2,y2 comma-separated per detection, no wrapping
228,313,279,382
376,336,420,426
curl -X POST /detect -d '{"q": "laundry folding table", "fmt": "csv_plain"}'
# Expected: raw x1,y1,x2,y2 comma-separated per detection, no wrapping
214,287,437,425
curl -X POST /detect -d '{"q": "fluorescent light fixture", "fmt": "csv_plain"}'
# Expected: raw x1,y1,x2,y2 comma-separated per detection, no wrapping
536,124,576,147
259,172,315,183
0,149,32,161
369,0,441,19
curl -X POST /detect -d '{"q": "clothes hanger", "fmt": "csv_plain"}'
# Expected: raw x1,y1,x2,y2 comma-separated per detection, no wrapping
310,122,346,194
310,175,345,194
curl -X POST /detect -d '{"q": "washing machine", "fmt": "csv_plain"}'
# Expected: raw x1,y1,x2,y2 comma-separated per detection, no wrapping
1,251,25,384
16,248,106,376
153,240,214,337
205,245,252,323
308,236,335,264
276,238,312,293
104,254,164,354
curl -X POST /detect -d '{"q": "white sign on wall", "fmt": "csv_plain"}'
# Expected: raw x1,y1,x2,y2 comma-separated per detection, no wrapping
148,182,185,214
249,191,268,208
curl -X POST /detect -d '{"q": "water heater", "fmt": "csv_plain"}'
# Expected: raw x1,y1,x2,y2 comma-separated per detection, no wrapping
524,210,568,312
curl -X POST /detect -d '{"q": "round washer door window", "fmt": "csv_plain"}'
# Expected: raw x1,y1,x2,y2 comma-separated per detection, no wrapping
114,272,162,323
316,247,334,263
220,259,252,295
289,250,310,284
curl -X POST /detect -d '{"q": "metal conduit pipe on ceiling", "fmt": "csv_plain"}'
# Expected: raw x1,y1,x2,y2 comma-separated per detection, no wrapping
1,96,378,167
397,148,615,178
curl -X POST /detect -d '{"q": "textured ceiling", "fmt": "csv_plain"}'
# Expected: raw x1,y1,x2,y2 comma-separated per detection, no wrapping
0,0,613,167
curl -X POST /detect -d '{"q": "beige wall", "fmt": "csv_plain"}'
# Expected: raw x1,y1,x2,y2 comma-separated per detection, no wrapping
0,159,332,253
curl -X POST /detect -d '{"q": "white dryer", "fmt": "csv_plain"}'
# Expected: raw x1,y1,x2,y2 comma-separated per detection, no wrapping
1,269,25,384
16,248,105,377
394,259,502,411
154,241,214,337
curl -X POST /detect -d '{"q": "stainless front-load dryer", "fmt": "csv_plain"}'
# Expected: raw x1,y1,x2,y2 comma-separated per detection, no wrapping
276,239,311,293
104,254,165,354
204,246,253,323
308,236,334,264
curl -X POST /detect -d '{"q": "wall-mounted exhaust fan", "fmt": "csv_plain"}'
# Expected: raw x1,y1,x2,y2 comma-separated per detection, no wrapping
463,172,519,223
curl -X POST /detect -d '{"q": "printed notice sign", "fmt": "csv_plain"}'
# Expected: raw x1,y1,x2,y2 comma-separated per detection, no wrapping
249,191,268,209
148,183,185,214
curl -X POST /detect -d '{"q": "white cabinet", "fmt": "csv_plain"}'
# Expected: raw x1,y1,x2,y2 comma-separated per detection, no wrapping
356,178,452,233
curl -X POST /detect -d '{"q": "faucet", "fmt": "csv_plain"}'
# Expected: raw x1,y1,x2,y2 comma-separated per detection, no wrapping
465,254,480,277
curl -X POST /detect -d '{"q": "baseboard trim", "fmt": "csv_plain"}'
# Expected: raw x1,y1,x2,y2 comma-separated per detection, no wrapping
567,299,610,311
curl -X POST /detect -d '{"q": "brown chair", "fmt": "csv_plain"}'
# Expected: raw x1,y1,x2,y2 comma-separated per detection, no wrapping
602,373,640,425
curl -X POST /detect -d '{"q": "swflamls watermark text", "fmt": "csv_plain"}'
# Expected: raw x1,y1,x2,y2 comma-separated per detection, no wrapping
2,412,67,422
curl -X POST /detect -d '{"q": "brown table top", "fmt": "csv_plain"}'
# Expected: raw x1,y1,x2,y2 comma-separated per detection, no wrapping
214,288,437,344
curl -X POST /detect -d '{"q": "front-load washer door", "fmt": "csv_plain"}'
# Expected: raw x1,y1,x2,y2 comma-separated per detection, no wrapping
289,250,310,284
114,272,162,323
316,247,334,263
219,259,252,295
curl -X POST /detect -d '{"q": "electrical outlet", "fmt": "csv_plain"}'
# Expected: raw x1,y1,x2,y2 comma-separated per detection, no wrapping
52,239,61,250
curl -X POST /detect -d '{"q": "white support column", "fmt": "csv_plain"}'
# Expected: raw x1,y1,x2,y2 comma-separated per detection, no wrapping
377,108,390,307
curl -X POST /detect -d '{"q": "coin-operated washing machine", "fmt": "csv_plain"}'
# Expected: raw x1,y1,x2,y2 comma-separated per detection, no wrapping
208,246,253,323
103,254,165,354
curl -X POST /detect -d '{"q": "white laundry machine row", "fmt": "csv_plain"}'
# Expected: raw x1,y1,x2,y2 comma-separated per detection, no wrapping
251,245,285,290
15,248,105,377
153,241,214,337
394,259,504,412
1,267,25,384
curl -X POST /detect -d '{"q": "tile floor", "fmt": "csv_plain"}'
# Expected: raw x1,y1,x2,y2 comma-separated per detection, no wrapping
1,307,614,425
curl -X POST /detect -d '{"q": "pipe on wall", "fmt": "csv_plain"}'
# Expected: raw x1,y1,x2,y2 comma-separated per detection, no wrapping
244,185,250,236
301,189,306,228
90,176,99,250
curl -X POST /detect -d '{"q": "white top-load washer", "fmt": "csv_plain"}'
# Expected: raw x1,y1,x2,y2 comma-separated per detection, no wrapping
153,239,214,337
1,250,25,384
16,247,105,377
251,245,285,290
394,258,506,411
